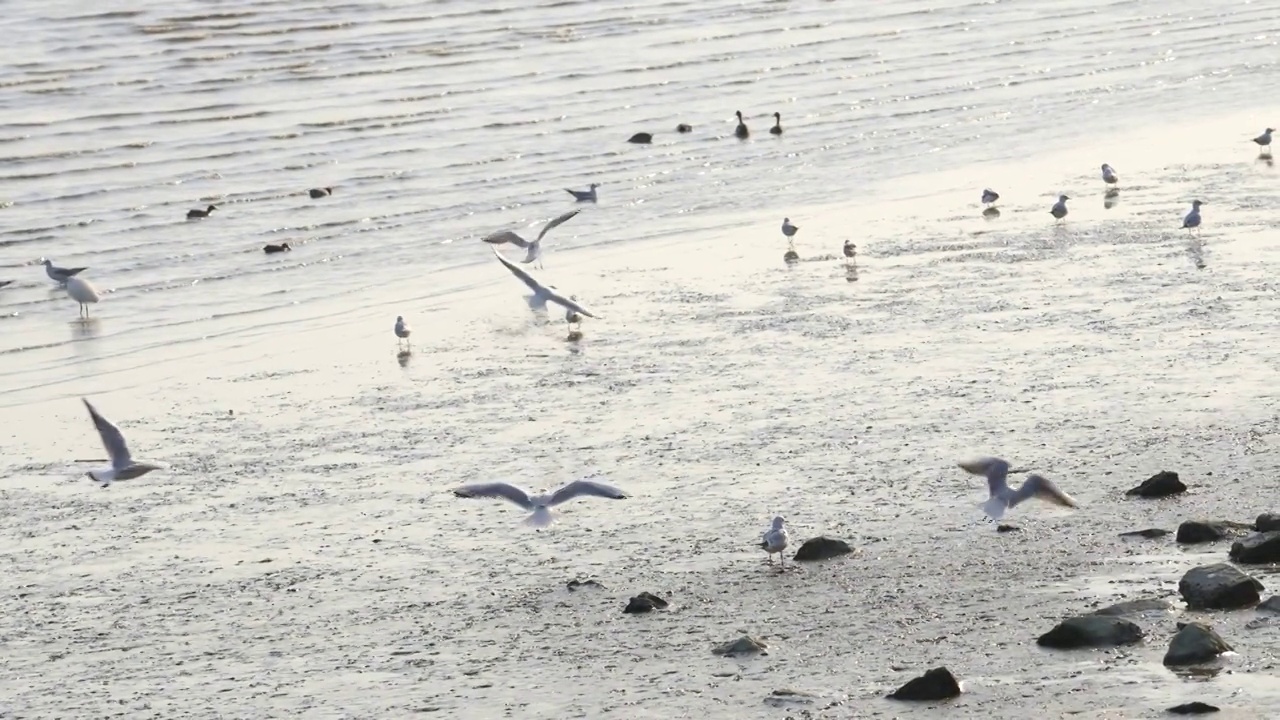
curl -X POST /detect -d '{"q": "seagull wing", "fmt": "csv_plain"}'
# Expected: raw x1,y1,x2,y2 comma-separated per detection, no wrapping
544,288,598,319
958,456,1011,497
483,230,531,248
1010,473,1078,509
520,241,542,264
453,482,535,510
493,247,545,295
536,209,581,242
547,478,628,506
83,399,134,470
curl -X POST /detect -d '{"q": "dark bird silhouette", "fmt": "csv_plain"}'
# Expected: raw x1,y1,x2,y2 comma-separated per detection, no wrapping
309,187,332,198
770,112,783,135
186,205,217,219
263,242,292,254
734,111,749,139
627,132,653,144
676,123,692,133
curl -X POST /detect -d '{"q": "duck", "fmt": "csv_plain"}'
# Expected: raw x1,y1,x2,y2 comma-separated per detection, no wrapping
770,112,783,135
186,205,217,219
734,111,749,139
263,242,292,254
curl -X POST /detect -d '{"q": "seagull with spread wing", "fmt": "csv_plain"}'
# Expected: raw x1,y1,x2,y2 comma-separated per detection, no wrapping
491,247,598,328
453,476,629,527
957,456,1078,522
482,209,580,269
81,398,165,487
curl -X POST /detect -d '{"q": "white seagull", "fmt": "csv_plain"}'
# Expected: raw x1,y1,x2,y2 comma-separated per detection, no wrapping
1050,195,1069,221
492,247,598,321
453,476,629,527
957,456,1078,522
1101,163,1118,185
482,209,581,269
394,315,411,348
66,275,100,317
761,516,790,568
43,259,88,285
81,398,165,487
1182,200,1203,233
1252,127,1274,149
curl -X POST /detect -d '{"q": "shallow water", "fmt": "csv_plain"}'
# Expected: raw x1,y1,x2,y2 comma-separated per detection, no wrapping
2,0,1280,718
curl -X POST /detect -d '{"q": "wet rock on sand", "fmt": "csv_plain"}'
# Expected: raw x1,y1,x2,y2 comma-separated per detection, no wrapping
1228,531,1280,564
1178,564,1264,610
1120,528,1170,539
886,667,962,701
1258,596,1280,614
1092,598,1174,616
712,636,767,656
793,536,852,561
623,591,668,614
1256,513,1280,532
1176,520,1252,544
1163,622,1232,666
1037,615,1144,648
1168,701,1220,714
566,579,604,591
1126,471,1186,498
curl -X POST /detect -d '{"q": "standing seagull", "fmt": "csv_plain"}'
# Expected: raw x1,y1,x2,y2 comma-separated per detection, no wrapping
43,259,88,285
781,217,799,240
483,209,580,270
453,476,629,527
65,275,100,317
842,240,857,259
1182,200,1204,233
761,516,790,569
981,189,999,207
1101,163,1119,186
1050,195,1070,222
394,315,411,349
734,110,749,139
492,247,598,321
957,456,1078,522
1252,128,1274,150
565,183,599,203
81,398,165,487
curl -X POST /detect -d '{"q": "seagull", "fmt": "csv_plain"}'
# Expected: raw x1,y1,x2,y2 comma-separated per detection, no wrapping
1182,200,1203,233
453,476,629,527
957,456,1078,522
565,184,599,203
770,112,783,136
1101,163,1118,185
565,297,585,332
394,315,411,348
492,247,598,322
734,110,749,139
782,218,799,239
1253,128,1274,149
483,209,580,269
1050,195,1069,221
842,240,857,259
81,398,165,487
186,205,217,219
981,189,999,207
761,516,790,568
43,259,88,285
65,275,100,317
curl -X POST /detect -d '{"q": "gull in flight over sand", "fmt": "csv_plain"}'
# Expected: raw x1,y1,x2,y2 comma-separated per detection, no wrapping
761,516,790,569
1101,163,1118,186
483,209,580,269
565,183,599,203
453,476,629,527
1182,200,1203,233
492,246,598,322
81,398,165,487
1050,195,1069,222
958,456,1078,522
43,259,88,285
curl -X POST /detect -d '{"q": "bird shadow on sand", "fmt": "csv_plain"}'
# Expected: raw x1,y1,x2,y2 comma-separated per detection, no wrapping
1258,151,1274,168
1104,188,1120,209
397,349,412,367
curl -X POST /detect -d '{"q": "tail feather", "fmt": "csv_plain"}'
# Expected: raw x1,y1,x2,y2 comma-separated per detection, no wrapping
524,507,556,527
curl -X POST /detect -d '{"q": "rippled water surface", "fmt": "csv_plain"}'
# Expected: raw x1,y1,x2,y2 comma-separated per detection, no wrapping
2,0,1279,718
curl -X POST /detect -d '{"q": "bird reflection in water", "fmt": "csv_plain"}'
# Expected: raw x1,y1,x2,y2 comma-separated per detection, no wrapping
1258,152,1274,168
845,262,859,283
1104,188,1120,210
397,349,412,367
71,317,100,339
1187,239,1206,270
982,207,1001,220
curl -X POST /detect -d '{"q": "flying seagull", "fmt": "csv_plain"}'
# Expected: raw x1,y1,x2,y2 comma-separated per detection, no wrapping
453,476,629,527
483,209,581,269
492,247,598,320
957,456,1078,522
81,398,165,487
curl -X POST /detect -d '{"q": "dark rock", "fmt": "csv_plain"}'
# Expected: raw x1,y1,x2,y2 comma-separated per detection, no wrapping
1259,596,1280,613
1178,563,1264,610
623,591,668,614
1121,528,1170,539
1164,623,1232,666
626,132,653,144
566,579,604,592
1229,531,1280,564
1168,702,1220,714
996,524,1020,533
1093,598,1174,616
1257,513,1280,532
1177,521,1230,544
763,689,818,708
793,536,853,561
712,635,767,656
886,667,962,702
1037,615,1144,648
1126,471,1186,498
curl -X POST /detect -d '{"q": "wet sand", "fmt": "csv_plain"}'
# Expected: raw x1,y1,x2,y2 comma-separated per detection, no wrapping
3,110,1279,717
